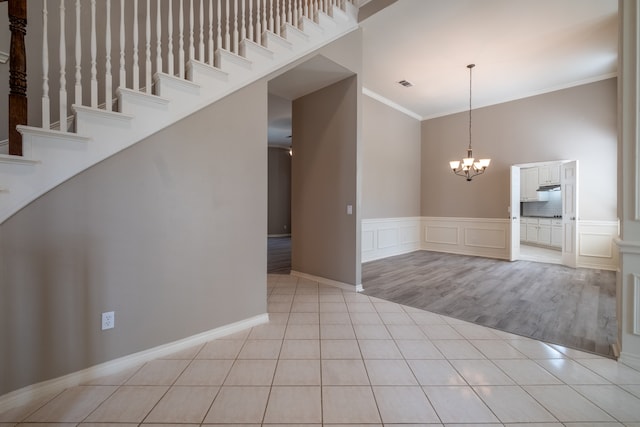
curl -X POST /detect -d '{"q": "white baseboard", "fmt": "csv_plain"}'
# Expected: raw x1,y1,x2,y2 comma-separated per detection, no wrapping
290,270,360,292
0,313,269,414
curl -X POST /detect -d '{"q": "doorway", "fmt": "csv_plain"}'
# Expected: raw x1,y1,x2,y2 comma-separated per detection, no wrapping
510,160,579,268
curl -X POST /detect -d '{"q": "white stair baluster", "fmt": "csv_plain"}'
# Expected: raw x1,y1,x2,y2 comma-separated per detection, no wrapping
261,0,267,36
255,0,261,43
189,0,194,61
224,0,230,50
241,0,246,44
156,0,162,75
216,0,222,51
145,0,151,93
42,0,50,129
286,0,291,26
275,0,280,35
59,0,67,130
199,0,204,61
208,0,214,65
247,0,256,41
179,0,184,78
133,0,139,90
268,0,273,32
293,0,298,27
91,0,98,105
106,0,113,111
168,0,174,75
233,0,238,53
74,0,81,106
120,0,126,88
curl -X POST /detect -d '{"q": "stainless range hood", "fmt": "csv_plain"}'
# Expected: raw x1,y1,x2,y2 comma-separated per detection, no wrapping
537,184,561,192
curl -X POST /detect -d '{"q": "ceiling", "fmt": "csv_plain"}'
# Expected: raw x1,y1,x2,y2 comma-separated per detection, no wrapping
267,0,618,145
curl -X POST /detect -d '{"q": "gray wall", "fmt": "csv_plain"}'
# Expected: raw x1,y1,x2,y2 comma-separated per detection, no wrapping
268,147,291,235
421,78,617,220
0,80,268,396
292,76,359,286
362,94,421,219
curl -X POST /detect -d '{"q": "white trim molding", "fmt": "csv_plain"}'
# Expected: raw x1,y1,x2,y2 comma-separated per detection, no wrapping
362,87,422,120
577,220,620,271
634,274,640,335
362,217,422,263
290,270,362,292
0,313,268,414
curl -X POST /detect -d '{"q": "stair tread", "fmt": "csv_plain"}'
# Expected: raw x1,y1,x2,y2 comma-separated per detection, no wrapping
73,104,135,120
117,88,171,105
0,153,40,165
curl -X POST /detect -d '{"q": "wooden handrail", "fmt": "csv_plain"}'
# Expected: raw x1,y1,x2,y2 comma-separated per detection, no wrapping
8,0,27,156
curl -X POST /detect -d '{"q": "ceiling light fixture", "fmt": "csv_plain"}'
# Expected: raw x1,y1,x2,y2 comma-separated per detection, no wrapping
449,64,490,181
397,79,413,87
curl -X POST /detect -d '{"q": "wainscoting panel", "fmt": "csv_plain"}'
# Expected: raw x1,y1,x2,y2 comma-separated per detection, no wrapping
577,220,620,270
422,217,511,260
362,217,422,262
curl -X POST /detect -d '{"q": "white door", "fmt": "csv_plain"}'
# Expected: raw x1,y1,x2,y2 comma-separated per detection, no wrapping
561,161,579,268
510,165,521,261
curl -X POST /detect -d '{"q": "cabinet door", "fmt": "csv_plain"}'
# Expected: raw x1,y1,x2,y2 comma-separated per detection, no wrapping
551,226,562,248
538,225,551,245
522,168,540,201
526,224,538,243
538,166,550,186
549,164,561,185
520,222,526,242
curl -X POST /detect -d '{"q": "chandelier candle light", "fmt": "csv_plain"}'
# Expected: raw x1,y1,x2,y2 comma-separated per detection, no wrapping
449,64,491,181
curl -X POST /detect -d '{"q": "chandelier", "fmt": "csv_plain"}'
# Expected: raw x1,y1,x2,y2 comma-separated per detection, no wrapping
449,64,491,181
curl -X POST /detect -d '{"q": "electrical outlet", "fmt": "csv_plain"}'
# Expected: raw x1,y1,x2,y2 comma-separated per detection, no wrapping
102,311,115,330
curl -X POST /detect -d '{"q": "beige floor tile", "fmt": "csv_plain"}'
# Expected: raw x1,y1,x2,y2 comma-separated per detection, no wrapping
224,359,277,385
573,385,640,422
353,324,392,340
393,340,441,360
373,386,440,423
267,313,289,324
273,359,321,385
25,386,117,423
407,360,467,385
144,386,219,423
16,423,77,427
423,386,499,424
347,302,376,313
293,294,319,303
82,366,143,386
432,340,487,359
493,359,563,385
83,386,168,423
474,386,557,423
263,386,322,423
386,324,427,340
291,302,319,313
408,311,448,325
321,324,356,339
372,302,405,313
450,360,515,385
452,323,502,340
349,312,384,325
203,386,270,424
268,302,293,313
159,344,203,360
196,339,244,359
78,423,140,427
358,339,403,359
0,392,61,422
320,302,349,312
125,359,189,385
378,312,414,325
523,385,615,422
248,324,286,340
174,359,234,386
342,292,371,302
280,339,320,359
287,312,319,324
284,324,320,340
237,340,283,359
420,324,465,340
470,339,527,359
321,339,362,359
365,359,418,385
507,339,565,359
322,386,381,424
576,358,640,384
321,359,370,385
320,312,352,324
267,294,294,303
319,293,346,302
536,359,610,384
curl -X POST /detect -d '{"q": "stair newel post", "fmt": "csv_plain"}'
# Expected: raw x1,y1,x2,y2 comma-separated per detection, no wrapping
74,0,81,106
224,0,229,50
156,0,162,76
91,0,98,105
232,0,238,53
133,0,139,90
240,0,246,46
208,0,214,65
178,0,184,78
248,0,253,44
105,0,112,111
199,0,204,61
188,0,194,61
216,0,221,51
42,0,50,130
168,0,174,76
145,0,151,93
59,0,67,131
119,0,126,88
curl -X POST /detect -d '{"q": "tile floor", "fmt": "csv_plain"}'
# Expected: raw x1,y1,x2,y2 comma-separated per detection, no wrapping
3,273,640,426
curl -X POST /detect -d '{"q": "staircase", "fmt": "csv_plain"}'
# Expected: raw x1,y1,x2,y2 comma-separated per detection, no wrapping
0,0,358,224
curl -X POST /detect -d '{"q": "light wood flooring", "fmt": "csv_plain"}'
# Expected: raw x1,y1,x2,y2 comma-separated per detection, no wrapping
362,250,617,357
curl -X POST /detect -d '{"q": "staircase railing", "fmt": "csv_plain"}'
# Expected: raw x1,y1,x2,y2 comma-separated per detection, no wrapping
10,0,352,155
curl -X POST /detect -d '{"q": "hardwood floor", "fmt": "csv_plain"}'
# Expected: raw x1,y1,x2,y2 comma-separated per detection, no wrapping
362,250,617,357
267,236,291,274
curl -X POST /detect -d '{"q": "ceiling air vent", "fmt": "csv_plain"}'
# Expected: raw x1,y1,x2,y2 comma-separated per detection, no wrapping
397,79,413,88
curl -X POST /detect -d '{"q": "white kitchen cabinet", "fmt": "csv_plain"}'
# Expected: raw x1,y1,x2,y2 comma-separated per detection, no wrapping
551,219,562,248
523,217,560,248
538,164,561,186
520,168,549,202
537,219,552,246
520,220,526,242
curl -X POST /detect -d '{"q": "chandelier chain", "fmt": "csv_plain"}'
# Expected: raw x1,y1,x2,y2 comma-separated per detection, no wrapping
468,64,473,151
